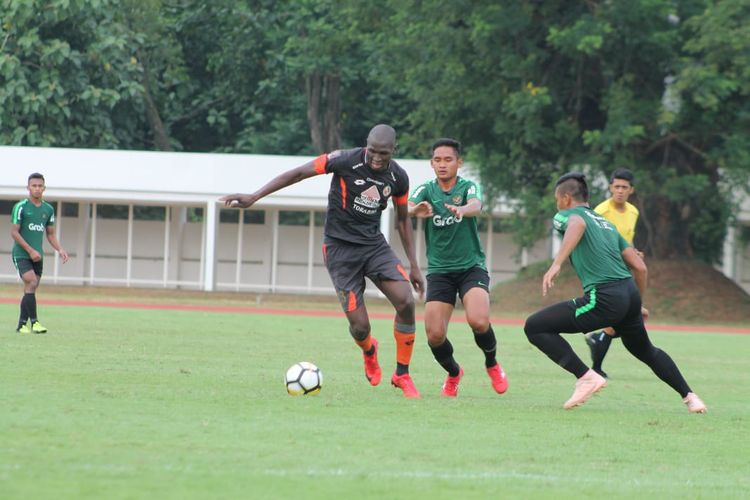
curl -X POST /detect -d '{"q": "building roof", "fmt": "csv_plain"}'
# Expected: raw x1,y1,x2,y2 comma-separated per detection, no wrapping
0,146,465,208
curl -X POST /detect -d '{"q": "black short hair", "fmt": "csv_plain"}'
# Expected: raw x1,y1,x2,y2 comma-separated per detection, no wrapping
28,172,44,183
610,168,634,185
431,138,462,157
555,172,589,202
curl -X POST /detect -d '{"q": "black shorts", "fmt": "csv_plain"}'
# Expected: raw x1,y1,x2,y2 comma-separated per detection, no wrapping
322,238,409,312
426,266,490,306
525,278,645,338
13,257,43,277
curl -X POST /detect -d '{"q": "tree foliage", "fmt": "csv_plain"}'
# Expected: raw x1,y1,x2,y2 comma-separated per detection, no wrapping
2,0,748,262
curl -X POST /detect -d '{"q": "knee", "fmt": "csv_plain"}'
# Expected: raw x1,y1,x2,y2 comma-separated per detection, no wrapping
348,322,371,341
425,326,446,347
393,294,415,319
467,316,489,334
523,316,543,344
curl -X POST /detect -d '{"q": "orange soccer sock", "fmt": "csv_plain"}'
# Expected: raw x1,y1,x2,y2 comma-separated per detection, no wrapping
394,325,416,367
355,334,374,355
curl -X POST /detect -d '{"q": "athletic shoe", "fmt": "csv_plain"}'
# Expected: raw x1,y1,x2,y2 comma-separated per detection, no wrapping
391,373,420,398
563,369,607,410
683,392,707,414
363,337,382,386
16,323,31,334
31,321,48,334
586,332,609,378
441,366,464,397
486,363,509,394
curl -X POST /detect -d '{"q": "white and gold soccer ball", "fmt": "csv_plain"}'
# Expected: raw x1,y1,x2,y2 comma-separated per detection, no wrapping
285,361,323,396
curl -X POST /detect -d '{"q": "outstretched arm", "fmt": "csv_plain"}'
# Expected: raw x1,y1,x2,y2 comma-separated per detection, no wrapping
542,215,585,296
395,202,425,298
220,162,320,208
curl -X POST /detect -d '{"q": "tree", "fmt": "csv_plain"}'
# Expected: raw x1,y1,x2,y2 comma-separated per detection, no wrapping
0,0,147,148
384,0,750,263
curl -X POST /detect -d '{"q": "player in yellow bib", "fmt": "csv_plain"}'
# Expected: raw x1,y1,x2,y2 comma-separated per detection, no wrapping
586,168,641,377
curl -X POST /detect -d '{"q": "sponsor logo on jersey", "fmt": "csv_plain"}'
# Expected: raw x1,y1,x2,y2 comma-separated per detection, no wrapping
365,177,384,186
352,162,364,169
27,223,45,232
354,179,365,185
432,214,463,227
354,185,381,213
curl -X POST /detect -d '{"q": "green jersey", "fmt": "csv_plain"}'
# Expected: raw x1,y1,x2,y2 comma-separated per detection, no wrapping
553,205,631,291
11,199,55,260
410,176,486,274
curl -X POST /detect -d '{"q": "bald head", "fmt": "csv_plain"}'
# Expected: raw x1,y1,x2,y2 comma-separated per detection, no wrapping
365,124,397,171
367,124,396,149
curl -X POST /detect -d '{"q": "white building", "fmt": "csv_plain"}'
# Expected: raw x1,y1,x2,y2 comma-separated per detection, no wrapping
0,146,552,294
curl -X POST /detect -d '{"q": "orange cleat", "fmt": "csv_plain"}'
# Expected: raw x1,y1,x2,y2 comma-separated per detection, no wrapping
486,363,508,394
441,366,464,397
391,372,420,398
363,337,382,386
563,369,607,410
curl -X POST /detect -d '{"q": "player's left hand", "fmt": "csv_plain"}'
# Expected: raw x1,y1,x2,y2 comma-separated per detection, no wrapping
409,268,425,300
59,249,69,263
542,262,561,296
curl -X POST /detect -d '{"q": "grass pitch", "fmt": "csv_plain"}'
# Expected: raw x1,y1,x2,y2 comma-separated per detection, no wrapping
0,302,748,499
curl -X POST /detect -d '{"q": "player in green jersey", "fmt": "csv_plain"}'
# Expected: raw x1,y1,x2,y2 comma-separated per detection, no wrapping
524,172,706,413
10,173,69,334
409,138,508,397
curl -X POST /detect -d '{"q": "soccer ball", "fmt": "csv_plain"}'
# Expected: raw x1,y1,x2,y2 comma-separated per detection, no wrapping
285,361,323,396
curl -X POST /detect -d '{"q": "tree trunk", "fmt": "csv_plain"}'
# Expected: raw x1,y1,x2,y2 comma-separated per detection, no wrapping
139,50,172,152
322,74,341,151
306,71,341,153
306,72,323,153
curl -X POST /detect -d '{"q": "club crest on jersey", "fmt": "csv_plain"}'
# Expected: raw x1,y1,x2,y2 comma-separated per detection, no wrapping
383,186,391,197
452,195,463,205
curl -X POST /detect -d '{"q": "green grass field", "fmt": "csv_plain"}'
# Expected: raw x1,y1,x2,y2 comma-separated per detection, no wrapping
1,302,748,499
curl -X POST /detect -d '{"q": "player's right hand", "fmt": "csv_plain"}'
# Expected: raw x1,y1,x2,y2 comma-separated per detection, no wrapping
542,262,561,296
29,249,42,262
220,194,257,208
409,201,433,218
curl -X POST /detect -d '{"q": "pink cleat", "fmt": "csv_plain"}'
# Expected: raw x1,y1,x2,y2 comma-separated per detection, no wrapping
486,363,508,394
441,367,464,397
563,369,607,410
683,392,707,414
391,372,421,398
